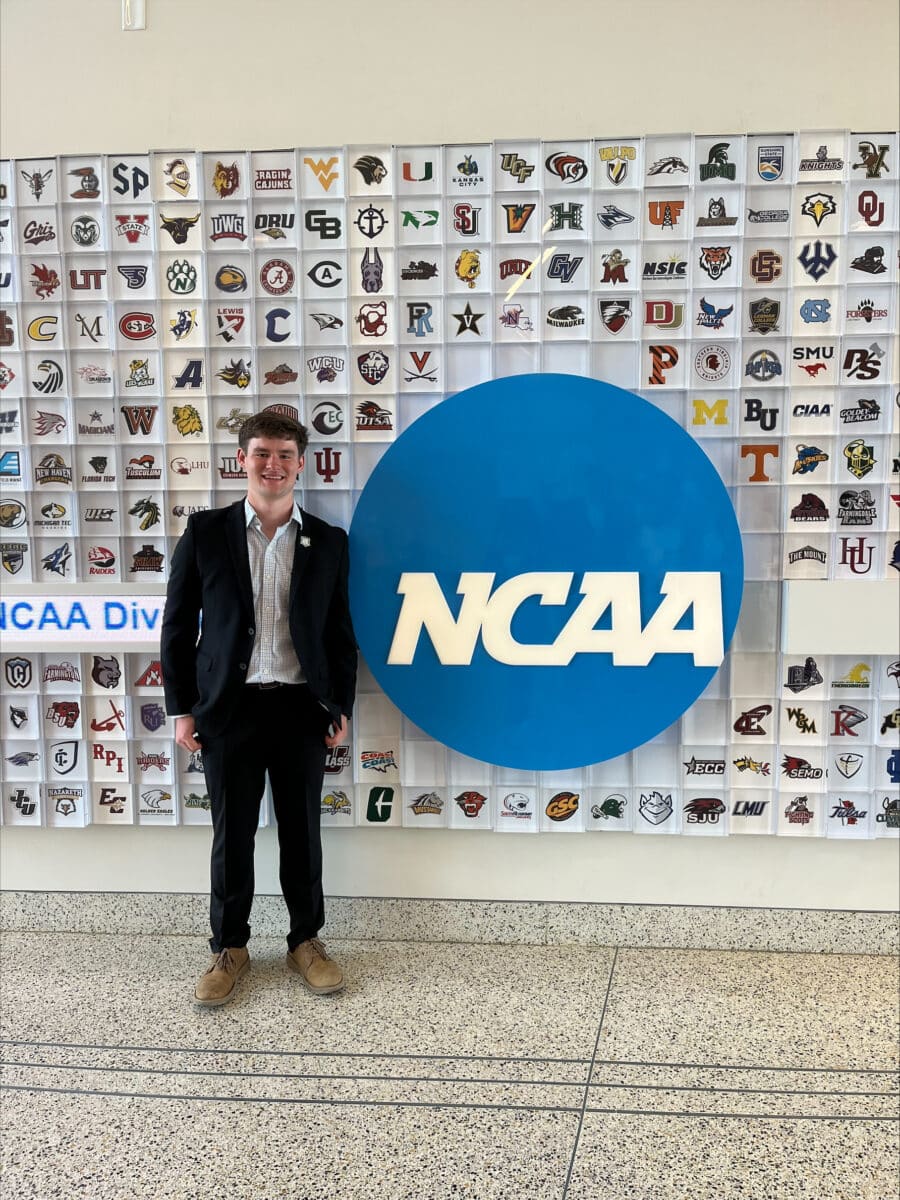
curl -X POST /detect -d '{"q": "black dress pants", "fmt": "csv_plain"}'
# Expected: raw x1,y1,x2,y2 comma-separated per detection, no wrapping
198,684,330,953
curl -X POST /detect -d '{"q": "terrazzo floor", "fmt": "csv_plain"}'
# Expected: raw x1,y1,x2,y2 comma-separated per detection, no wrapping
0,932,897,1199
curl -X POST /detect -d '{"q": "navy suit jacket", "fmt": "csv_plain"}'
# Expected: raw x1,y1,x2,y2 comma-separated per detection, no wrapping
161,500,357,738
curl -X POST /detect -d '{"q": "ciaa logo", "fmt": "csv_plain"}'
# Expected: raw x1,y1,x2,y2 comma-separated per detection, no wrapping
350,374,743,769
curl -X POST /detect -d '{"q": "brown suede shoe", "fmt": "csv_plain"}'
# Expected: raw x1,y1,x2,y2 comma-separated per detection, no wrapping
286,938,344,994
194,947,249,1007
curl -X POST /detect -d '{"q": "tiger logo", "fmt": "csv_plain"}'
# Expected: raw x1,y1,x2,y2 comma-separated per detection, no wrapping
172,405,203,436
699,245,732,280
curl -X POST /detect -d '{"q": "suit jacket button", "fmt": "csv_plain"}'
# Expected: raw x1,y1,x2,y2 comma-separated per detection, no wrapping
239,662,247,671
248,627,255,636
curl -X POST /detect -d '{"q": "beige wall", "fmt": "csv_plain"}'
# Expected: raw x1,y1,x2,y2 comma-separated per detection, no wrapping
1,0,898,910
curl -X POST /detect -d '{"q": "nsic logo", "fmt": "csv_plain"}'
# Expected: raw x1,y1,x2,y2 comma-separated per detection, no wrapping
349,375,742,769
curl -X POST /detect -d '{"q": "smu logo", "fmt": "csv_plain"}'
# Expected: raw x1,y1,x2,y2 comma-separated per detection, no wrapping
350,375,742,769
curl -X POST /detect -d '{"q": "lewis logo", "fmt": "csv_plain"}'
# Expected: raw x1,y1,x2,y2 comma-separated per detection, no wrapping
349,375,743,769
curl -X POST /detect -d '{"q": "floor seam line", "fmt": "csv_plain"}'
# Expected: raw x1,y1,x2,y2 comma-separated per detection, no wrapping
561,945,619,1199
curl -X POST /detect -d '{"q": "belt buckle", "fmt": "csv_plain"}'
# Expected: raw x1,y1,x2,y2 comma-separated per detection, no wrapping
258,680,282,690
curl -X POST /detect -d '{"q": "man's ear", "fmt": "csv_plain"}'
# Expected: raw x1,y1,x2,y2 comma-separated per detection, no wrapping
297,455,305,477
236,446,247,468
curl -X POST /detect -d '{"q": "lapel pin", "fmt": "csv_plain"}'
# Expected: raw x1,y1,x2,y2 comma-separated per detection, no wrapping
300,535,311,548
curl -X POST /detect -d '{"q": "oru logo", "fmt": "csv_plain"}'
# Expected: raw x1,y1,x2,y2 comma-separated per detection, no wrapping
349,374,743,769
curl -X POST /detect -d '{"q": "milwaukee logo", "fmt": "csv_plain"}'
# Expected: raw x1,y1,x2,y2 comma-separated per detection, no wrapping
387,572,723,667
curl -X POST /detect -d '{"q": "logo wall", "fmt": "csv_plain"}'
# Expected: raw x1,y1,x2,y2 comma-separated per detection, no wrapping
350,374,743,768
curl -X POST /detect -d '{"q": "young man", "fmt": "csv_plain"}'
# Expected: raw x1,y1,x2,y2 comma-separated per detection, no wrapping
161,411,357,1006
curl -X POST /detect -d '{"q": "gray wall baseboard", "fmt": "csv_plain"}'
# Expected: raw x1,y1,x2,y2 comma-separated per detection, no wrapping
1,891,898,955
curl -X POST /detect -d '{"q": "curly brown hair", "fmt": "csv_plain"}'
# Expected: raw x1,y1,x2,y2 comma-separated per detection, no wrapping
238,411,308,457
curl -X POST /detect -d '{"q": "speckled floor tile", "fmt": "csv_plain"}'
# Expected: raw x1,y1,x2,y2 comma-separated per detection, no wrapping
1,1088,577,1200
0,932,614,1060
598,948,900,1071
565,1113,899,1200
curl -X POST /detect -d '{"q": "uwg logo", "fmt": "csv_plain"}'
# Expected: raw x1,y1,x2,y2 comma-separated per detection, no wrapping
387,572,723,667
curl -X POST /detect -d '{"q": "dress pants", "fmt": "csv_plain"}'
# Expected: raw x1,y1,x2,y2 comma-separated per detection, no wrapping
198,683,330,953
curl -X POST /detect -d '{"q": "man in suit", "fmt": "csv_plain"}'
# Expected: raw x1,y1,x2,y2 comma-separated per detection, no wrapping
161,410,357,1006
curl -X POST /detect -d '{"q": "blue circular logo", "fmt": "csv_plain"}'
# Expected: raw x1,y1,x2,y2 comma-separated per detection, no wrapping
350,374,743,769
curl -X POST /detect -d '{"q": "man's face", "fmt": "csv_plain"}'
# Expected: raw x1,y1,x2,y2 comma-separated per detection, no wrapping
237,436,304,503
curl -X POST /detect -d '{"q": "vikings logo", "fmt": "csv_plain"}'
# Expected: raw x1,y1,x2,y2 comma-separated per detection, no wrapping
159,212,200,245
172,405,203,436
353,155,387,185
31,263,61,299
91,655,121,689
217,359,251,389
455,249,481,289
699,246,732,280
212,160,240,198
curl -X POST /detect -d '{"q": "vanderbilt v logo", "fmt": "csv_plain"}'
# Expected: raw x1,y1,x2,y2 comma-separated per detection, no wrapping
303,157,339,191
120,405,156,435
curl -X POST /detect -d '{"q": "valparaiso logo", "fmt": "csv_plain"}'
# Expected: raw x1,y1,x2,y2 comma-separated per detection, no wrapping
349,374,743,769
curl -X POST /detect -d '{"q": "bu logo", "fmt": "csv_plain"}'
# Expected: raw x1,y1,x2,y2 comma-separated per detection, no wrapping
502,203,535,233
647,200,684,227
839,536,874,575
303,156,339,190
314,448,342,484
452,203,480,237
648,345,678,385
744,398,777,431
733,705,772,736
797,241,837,281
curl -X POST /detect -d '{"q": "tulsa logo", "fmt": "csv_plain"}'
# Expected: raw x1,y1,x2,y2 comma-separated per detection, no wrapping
350,375,742,769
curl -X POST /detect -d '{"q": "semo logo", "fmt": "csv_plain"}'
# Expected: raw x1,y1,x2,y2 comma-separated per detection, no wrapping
350,375,743,769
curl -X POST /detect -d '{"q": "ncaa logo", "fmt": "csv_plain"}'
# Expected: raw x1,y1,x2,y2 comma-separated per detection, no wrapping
349,375,743,769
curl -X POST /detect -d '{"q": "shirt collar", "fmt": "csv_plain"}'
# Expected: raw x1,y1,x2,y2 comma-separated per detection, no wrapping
244,499,303,530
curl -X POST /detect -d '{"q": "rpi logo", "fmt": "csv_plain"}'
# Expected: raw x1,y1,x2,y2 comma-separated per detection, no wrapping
350,375,743,769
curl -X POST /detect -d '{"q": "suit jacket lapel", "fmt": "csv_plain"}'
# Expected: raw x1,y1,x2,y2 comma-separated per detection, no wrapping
289,510,311,610
225,500,255,615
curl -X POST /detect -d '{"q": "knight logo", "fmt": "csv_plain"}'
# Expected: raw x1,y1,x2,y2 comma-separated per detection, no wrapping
639,791,673,825
785,657,823,693
683,756,725,777
353,155,387,186
23,219,56,246
830,800,868,826
798,144,844,172
455,790,487,818
366,786,394,823
684,797,726,824
545,152,587,184
117,264,148,289
131,544,164,572
757,144,784,181
648,200,684,228
215,307,247,344
835,752,864,779
499,792,532,821
697,197,737,227
324,745,351,775
694,345,731,382
797,241,837,281
88,546,116,575
749,248,783,283
748,298,780,335
215,265,247,292
452,203,481,237
601,249,630,284
698,246,732,280
647,156,688,176
732,756,770,776
784,796,814,824
598,300,631,334
255,212,295,239
745,350,782,383
322,790,352,818
843,439,875,480
314,448,342,484
642,255,686,282
29,265,60,300
598,144,635,185
846,299,888,325
781,756,823,780
834,662,871,689
877,797,900,828
50,740,78,775
400,260,438,281
115,213,150,243
264,363,299,386
311,401,344,435
118,312,155,340
857,191,885,228
159,212,200,245
800,192,837,227
546,791,579,821
596,204,634,230
209,213,247,242
404,351,437,383
163,157,191,195
591,794,627,820
46,700,79,729
357,351,389,386
733,705,772,736
357,301,388,338
34,453,72,485
356,400,393,431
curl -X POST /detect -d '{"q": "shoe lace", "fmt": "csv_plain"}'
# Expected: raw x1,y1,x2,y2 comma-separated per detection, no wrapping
207,948,237,975
308,938,330,961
